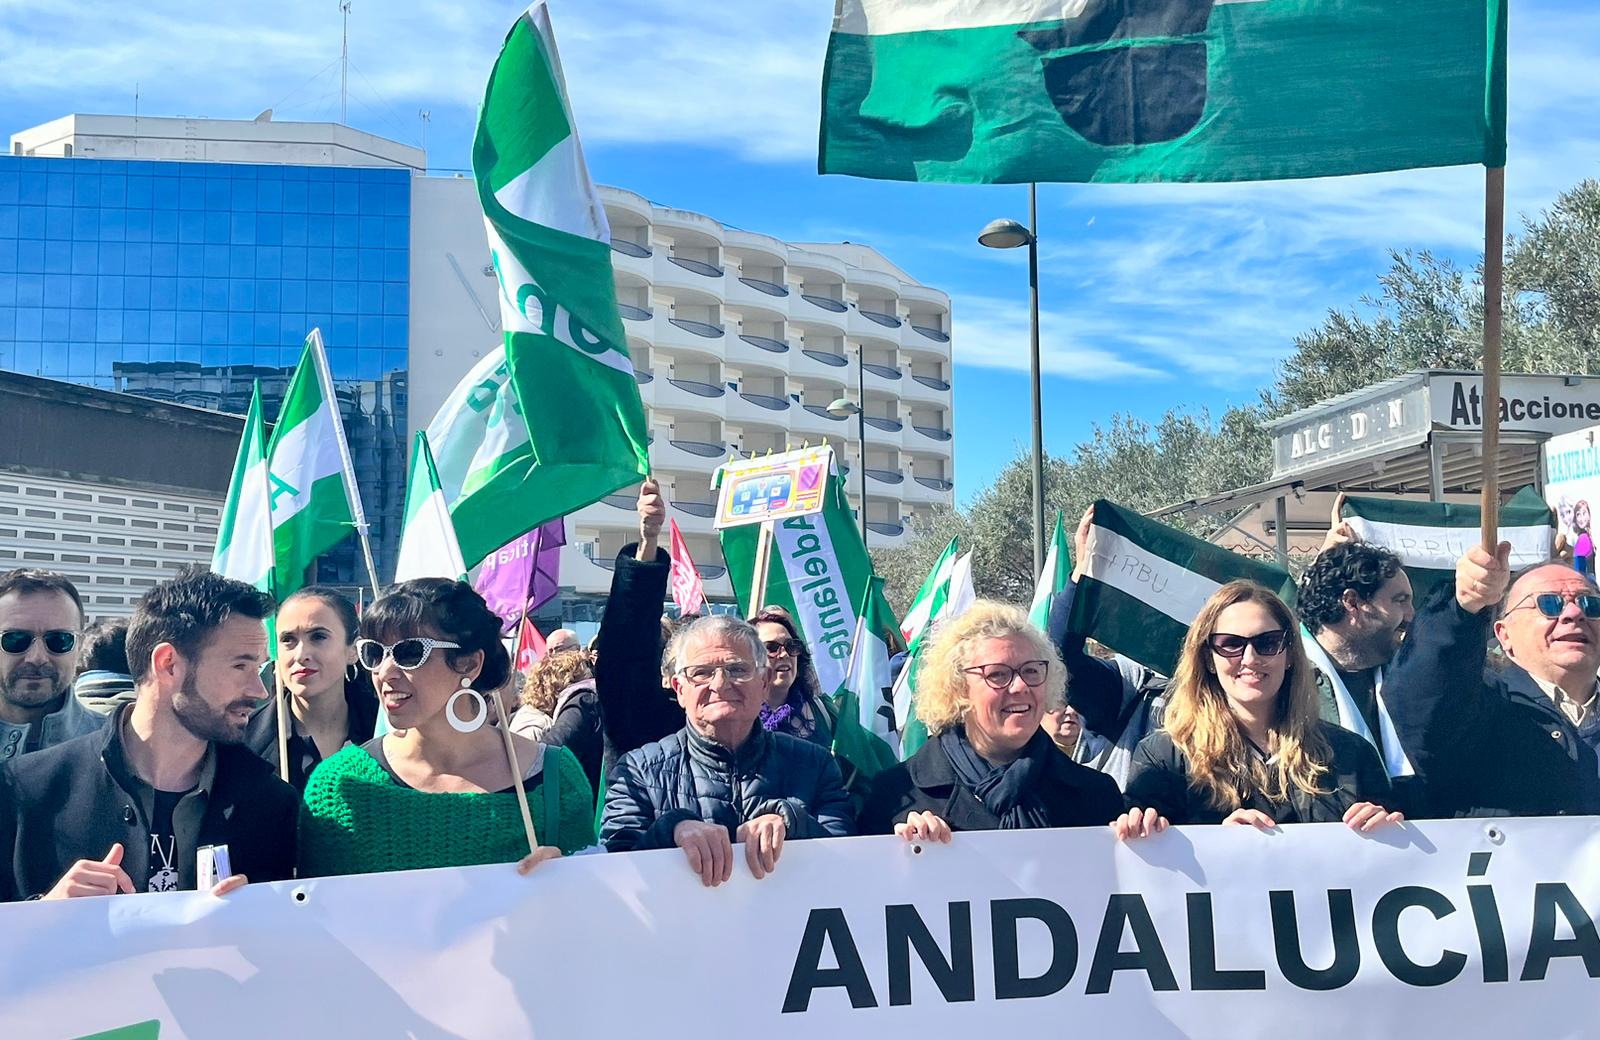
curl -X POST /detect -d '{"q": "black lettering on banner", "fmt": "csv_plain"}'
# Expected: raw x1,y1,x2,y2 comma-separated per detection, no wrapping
1466,852,1509,984
1086,894,1179,995
991,898,1079,1000
1451,382,1471,425
1520,883,1600,981
1372,886,1467,987
886,903,975,1006
782,908,879,1013
1187,893,1266,991
1509,398,1526,422
1269,889,1361,990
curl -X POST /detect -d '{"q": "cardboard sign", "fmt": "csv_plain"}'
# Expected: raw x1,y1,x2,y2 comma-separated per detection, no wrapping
715,446,833,529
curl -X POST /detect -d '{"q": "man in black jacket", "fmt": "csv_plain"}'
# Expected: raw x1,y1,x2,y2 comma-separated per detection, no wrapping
0,569,299,901
1384,543,1600,817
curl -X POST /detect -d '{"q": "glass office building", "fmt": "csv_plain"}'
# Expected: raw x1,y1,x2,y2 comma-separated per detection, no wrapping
0,155,409,583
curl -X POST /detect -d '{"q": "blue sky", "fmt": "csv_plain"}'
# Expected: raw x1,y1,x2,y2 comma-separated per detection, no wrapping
4,0,1599,504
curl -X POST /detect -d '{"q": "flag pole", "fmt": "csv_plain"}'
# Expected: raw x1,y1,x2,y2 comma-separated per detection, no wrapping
497,601,540,858
307,328,383,600
275,673,291,784
750,520,775,612
1480,166,1506,550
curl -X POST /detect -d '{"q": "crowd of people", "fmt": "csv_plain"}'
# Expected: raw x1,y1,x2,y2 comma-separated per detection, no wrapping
0,477,1596,902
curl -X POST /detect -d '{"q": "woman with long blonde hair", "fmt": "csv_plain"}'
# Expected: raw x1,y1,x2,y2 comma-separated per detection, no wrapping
1114,581,1402,840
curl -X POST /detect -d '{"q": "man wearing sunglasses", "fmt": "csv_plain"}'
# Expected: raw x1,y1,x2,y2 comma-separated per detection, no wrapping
0,570,104,761
1384,543,1600,818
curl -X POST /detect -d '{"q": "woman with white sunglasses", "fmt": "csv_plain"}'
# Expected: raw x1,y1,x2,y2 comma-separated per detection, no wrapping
299,579,595,877
1115,580,1403,841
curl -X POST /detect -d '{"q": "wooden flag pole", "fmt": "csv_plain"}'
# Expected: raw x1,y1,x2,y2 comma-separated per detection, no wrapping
750,520,775,612
496,595,540,857
275,673,292,784
1480,166,1507,550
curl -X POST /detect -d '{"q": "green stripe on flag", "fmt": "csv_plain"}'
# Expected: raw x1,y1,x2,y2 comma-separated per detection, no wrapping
831,575,901,796
394,431,468,583
211,382,276,596
1029,511,1070,630
820,0,1507,184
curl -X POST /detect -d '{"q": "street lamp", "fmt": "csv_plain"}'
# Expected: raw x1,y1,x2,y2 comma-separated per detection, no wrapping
828,385,869,546
978,185,1045,580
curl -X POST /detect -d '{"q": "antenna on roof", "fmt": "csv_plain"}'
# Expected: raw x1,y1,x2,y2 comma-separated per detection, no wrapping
339,1,352,125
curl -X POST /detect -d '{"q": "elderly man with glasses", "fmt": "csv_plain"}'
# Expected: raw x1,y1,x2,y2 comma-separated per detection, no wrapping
0,570,104,760
600,615,852,886
1383,545,1600,817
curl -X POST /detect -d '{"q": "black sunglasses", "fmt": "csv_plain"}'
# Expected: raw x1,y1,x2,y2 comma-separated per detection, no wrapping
0,629,78,656
763,638,802,658
1509,592,1600,620
1206,629,1288,659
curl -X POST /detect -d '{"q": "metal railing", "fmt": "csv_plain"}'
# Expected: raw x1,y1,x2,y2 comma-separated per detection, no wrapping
668,256,724,278
666,378,726,398
610,239,652,258
800,348,848,367
863,362,903,380
667,317,725,338
858,309,903,328
801,293,848,313
912,373,951,391
737,276,788,297
739,334,789,353
863,415,904,432
910,324,950,343
913,424,953,442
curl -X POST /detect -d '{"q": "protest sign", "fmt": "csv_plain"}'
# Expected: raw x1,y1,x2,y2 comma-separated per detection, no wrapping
1543,428,1600,577
714,446,833,529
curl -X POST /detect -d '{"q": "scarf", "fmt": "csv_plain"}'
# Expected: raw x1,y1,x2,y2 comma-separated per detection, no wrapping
937,727,1054,829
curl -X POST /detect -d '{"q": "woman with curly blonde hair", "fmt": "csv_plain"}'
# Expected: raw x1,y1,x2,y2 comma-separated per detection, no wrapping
1115,580,1402,841
510,648,604,794
859,601,1123,841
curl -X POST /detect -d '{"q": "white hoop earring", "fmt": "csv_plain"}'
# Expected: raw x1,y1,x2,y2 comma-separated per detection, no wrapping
446,678,487,734
345,663,359,682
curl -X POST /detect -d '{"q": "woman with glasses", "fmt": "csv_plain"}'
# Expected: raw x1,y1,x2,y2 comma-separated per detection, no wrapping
299,579,596,878
1115,581,1402,841
750,606,836,748
244,586,378,791
860,601,1123,842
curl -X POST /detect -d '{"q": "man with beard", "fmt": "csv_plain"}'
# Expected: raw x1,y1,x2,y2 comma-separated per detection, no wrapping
1297,543,1415,739
0,570,104,759
0,568,297,900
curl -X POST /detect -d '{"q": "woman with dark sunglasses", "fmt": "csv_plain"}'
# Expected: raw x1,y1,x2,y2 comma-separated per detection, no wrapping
298,579,596,878
859,601,1122,840
750,606,836,749
1115,581,1402,840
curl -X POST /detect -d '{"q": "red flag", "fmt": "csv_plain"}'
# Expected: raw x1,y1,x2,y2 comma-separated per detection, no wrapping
515,616,547,673
668,518,707,617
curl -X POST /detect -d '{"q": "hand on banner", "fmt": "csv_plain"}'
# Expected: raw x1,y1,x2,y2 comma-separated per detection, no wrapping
894,811,952,845
673,819,734,887
1343,802,1405,833
736,813,787,879
1221,808,1277,831
1456,541,1512,614
1111,808,1169,841
1320,493,1357,552
211,875,250,897
637,477,667,561
516,847,565,876
1071,505,1094,582
43,843,135,899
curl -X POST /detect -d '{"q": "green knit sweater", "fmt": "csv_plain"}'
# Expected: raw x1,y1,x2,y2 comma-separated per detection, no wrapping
298,742,595,878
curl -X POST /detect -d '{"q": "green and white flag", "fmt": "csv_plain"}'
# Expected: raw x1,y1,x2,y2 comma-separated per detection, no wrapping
831,575,901,789
1341,488,1554,600
266,330,365,594
720,464,890,698
462,0,649,569
894,545,975,760
394,431,468,584
1028,511,1070,630
1070,500,1296,677
211,382,275,595
820,0,1507,184
899,536,960,645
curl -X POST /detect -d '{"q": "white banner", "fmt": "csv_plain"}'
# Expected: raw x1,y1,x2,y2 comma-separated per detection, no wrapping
4,819,1599,1039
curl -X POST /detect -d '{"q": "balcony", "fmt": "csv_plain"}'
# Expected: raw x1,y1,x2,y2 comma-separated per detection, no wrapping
660,378,727,417
800,348,848,368
863,415,903,433
668,256,724,278
912,373,950,391
665,378,725,398
728,389,792,428
911,324,949,343
862,361,902,382
738,334,789,354
802,403,850,426
865,467,904,485
600,494,636,510
867,520,905,537
737,276,788,297
668,317,725,339
905,474,954,504
914,475,954,492
801,293,848,314
610,239,652,258
913,424,953,443
671,498,718,533
634,369,654,385
858,308,902,329
618,303,653,322
655,437,732,471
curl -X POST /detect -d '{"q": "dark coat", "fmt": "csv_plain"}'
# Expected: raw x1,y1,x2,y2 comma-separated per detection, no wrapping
1383,584,1600,818
0,706,299,900
594,545,685,780
858,736,1125,834
537,687,605,796
600,724,854,851
243,682,380,792
1124,722,1396,826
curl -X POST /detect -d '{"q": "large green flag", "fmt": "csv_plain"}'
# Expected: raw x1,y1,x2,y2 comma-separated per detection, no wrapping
893,546,974,760
211,382,276,596
394,431,468,585
266,330,364,594
1028,511,1070,630
1070,500,1297,677
820,0,1508,184
460,0,649,568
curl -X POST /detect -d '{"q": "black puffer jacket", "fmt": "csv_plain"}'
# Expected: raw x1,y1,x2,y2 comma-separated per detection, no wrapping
600,724,854,851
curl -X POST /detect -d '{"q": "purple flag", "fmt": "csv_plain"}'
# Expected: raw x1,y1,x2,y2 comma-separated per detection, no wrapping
474,519,566,632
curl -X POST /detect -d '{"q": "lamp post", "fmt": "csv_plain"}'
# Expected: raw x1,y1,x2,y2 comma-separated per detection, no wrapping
828,343,870,547
978,184,1045,580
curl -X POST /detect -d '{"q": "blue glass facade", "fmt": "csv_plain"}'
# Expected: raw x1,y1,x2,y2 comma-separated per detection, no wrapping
0,156,409,583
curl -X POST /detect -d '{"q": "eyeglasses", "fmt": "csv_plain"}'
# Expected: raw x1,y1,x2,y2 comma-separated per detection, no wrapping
0,630,78,656
355,637,460,671
763,638,802,658
677,662,760,686
1507,591,1600,620
1207,630,1289,659
962,661,1049,690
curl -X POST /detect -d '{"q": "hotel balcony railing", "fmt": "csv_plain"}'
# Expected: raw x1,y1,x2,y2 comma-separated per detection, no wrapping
862,362,902,380
738,392,791,411
739,334,789,354
859,308,903,328
913,424,954,442
737,276,789,297
700,563,728,579
801,293,849,313
618,303,653,322
635,370,654,385
668,256,724,278
800,348,848,368
863,415,903,433
668,317,725,338
866,520,905,537
666,378,726,398
911,324,950,343
912,373,951,391
601,494,636,510
865,468,904,484
914,475,955,492
676,501,718,518
668,438,730,457
610,239,652,258
803,404,848,422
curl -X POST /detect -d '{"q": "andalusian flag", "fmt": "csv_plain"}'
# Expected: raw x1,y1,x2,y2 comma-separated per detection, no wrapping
831,575,901,790
211,383,275,595
899,536,960,645
266,330,365,593
893,543,974,760
394,431,468,584
1070,500,1296,677
461,0,649,569
1341,488,1554,599
1028,511,1070,630
820,0,1507,183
